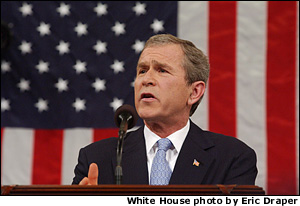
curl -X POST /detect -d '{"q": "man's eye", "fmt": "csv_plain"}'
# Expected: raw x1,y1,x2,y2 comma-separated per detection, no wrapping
138,69,146,74
159,68,166,73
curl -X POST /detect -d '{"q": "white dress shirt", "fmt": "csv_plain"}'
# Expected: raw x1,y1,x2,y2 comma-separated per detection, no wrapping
144,120,190,183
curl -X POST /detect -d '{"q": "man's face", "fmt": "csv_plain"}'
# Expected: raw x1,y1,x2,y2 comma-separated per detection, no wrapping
134,44,193,124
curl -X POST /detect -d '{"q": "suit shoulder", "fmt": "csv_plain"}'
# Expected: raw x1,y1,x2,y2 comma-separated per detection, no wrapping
207,131,256,154
81,127,142,152
82,137,118,152
190,121,255,153
205,130,243,145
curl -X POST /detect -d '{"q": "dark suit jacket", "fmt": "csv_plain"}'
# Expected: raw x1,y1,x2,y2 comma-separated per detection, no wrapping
72,121,257,185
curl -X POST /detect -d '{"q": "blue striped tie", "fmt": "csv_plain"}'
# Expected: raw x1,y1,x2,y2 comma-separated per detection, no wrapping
150,138,172,185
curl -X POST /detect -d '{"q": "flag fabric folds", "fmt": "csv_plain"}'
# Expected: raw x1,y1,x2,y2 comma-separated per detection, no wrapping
1,1,299,195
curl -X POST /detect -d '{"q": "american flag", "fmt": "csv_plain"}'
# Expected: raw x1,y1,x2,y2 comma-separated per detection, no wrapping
1,1,299,195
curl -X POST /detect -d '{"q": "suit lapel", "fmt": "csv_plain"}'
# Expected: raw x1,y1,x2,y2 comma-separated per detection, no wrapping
169,122,215,184
112,127,149,184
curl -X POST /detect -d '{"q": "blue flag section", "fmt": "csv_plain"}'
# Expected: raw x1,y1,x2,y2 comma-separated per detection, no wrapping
1,1,177,128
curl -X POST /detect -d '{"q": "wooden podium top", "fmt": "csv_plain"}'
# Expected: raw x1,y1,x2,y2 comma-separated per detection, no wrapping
1,185,265,195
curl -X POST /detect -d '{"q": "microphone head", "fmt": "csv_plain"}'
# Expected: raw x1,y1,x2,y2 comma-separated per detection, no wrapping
114,104,138,129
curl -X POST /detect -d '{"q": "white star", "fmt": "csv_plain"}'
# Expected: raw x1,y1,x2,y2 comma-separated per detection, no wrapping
35,98,49,112
57,3,71,17
55,78,69,93
1,98,10,112
132,2,146,16
111,21,126,36
132,39,145,54
131,78,136,87
19,2,33,17
150,19,164,33
37,22,51,36
72,98,86,112
73,60,87,74
92,78,106,92
74,22,88,37
110,60,125,74
17,78,30,92
110,97,124,112
94,3,108,16
93,40,107,55
1,60,11,73
36,60,49,73
19,41,32,54
56,41,70,55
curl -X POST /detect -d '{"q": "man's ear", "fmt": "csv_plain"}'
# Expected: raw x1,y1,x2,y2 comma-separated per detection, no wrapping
188,81,205,106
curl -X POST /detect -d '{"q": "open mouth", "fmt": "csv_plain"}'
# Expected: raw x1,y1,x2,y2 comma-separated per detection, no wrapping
141,93,156,101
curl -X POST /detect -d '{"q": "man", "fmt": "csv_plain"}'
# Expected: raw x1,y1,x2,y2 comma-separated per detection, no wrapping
72,34,257,185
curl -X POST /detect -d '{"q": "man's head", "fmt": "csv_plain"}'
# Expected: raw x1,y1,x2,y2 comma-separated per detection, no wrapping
134,34,209,125
143,34,210,116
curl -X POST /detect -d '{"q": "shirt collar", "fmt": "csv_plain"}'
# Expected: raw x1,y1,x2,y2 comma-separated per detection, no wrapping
144,119,190,154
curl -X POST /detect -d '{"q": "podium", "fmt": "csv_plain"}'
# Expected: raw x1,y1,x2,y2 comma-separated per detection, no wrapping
2,185,264,195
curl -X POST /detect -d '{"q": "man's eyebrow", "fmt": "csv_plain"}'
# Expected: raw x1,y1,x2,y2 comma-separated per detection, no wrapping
137,62,148,68
152,60,172,69
137,60,173,69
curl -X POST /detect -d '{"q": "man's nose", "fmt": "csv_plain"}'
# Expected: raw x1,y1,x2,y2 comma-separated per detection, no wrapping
142,69,156,86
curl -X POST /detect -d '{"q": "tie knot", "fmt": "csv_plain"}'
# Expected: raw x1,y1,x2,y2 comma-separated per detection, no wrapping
157,138,172,151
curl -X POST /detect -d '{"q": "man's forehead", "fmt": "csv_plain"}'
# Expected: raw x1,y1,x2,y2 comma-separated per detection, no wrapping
141,44,182,54
138,45,183,64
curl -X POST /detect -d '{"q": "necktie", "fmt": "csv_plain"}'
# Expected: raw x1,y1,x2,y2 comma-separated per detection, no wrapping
150,138,173,185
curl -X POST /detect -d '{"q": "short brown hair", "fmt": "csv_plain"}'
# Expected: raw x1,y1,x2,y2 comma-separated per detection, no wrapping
143,34,210,116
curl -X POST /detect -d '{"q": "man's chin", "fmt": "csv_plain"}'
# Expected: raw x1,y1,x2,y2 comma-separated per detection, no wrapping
138,110,159,121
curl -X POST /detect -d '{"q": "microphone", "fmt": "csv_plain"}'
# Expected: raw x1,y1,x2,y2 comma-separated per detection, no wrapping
114,104,138,134
114,104,138,185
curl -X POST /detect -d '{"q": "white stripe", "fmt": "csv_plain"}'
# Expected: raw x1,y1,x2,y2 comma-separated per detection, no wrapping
178,1,209,130
236,1,267,190
1,128,34,185
61,128,93,185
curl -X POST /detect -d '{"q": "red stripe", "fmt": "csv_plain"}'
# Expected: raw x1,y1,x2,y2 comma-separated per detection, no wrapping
266,1,297,195
1,128,3,152
208,1,237,137
93,128,119,142
32,129,63,184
